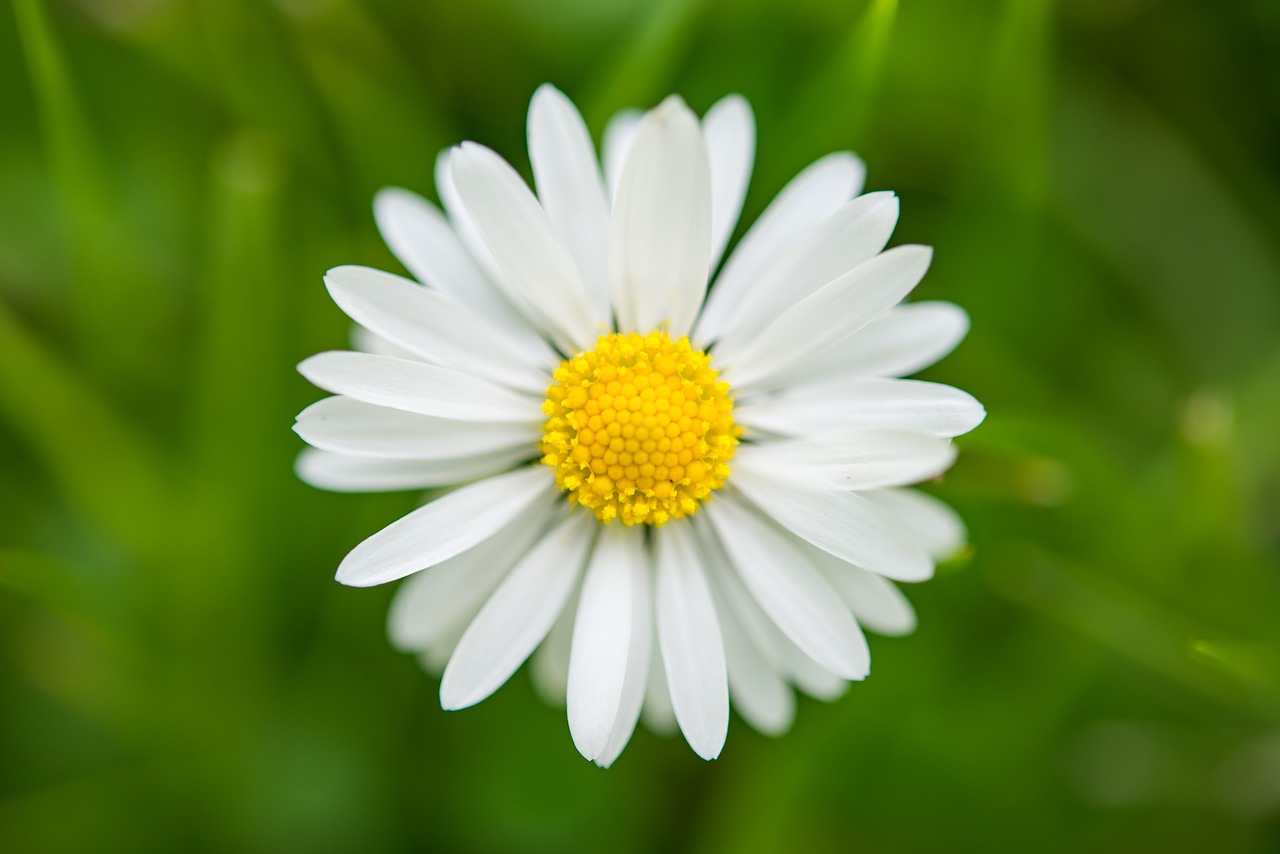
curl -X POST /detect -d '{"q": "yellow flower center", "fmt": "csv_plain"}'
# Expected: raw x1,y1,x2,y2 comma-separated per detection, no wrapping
540,331,740,526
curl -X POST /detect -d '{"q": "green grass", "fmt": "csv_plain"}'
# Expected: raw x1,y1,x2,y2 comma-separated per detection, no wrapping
2,0,1279,851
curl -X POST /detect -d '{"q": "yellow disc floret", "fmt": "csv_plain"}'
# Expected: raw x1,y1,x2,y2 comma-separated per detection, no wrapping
541,331,740,526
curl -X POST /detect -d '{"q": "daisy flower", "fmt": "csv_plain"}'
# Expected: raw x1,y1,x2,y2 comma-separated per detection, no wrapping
294,85,983,766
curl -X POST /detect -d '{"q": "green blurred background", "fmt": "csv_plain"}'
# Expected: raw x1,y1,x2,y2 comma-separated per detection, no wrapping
3,0,1280,850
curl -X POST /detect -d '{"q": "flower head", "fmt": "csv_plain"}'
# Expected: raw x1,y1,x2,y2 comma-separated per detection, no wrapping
295,85,984,766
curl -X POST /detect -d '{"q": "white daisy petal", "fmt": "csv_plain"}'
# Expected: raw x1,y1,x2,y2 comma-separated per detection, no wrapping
866,487,968,561
418,624,467,676
716,191,899,346
440,512,594,711
595,543,654,769
771,301,972,385
654,522,729,760
448,145,591,348
608,95,713,337
697,521,849,702
528,84,612,327
529,582,579,708
710,576,795,736
297,351,538,424
324,265,555,390
388,498,555,652
730,465,935,582
351,324,417,360
695,151,866,345
372,187,533,340
300,87,981,766
736,378,985,439
294,396,537,460
773,638,848,700
723,245,934,391
449,142,596,349
641,632,678,735
602,108,642,201
567,524,648,762
702,94,755,271
434,149,510,291
735,429,958,491
374,187,473,288
295,446,533,493
335,467,549,587
809,547,918,637
705,496,870,681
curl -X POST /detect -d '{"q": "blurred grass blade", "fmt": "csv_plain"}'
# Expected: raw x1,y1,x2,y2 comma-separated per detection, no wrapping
195,0,343,184
280,0,455,196
581,0,706,124
1055,70,1280,382
183,130,287,583
0,299,171,561
975,0,1052,207
767,0,897,188
989,543,1280,720
13,0,166,389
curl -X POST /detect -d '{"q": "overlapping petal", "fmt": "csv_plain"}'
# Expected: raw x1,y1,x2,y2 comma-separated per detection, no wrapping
335,467,549,587
654,522,729,761
440,512,594,710
608,95,712,337
296,85,981,767
567,525,649,762
450,142,598,349
695,151,866,345
297,351,537,424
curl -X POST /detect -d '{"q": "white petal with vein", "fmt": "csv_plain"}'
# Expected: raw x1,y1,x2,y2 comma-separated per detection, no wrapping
351,325,417,360
718,192,898,346
695,151,865,345
450,142,596,349
567,524,648,762
641,632,678,735
654,522,728,760
705,497,869,680
336,467,550,587
324,265,554,390
296,446,532,493
528,84,612,326
529,582,579,708
811,550,918,637
702,94,755,271
710,576,795,735
736,378,985,439
440,512,593,710
735,430,957,491
294,396,537,460
602,109,642,201
595,535,653,768
697,520,848,701
774,300,971,383
434,149,511,292
387,498,554,651
608,96,712,337
298,351,537,424
866,488,967,560
372,187,532,338
724,245,934,391
730,465,934,582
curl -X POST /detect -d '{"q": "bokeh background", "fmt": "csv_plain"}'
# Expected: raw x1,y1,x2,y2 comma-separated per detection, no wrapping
3,0,1280,850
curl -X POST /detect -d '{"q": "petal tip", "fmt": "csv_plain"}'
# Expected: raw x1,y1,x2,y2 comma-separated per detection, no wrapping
439,681,479,712
691,738,725,761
